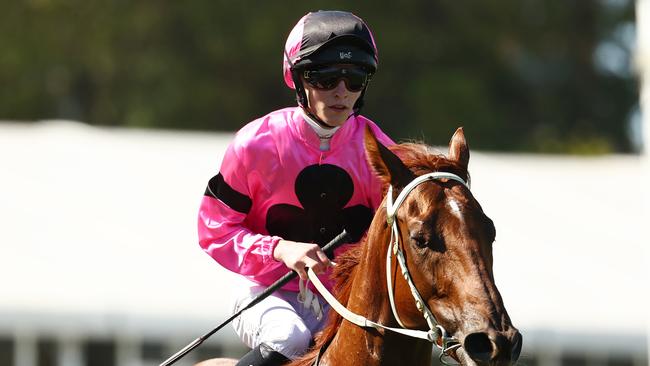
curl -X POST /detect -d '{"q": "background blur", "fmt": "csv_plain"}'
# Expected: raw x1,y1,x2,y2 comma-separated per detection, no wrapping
0,0,641,153
1,1,648,366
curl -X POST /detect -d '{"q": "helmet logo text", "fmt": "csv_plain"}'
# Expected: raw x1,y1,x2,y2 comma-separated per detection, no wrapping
339,51,352,60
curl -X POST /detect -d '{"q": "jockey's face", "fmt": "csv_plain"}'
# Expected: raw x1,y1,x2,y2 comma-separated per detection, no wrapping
302,65,365,127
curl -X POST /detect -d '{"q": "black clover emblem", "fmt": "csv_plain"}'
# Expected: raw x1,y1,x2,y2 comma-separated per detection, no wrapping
266,164,373,246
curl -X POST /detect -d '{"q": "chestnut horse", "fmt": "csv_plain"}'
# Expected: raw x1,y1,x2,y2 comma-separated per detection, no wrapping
196,128,521,366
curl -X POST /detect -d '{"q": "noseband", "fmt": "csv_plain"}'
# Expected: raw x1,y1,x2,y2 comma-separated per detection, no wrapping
386,171,469,364
307,171,469,365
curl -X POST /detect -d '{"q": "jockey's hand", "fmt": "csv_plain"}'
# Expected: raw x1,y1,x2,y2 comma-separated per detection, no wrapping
273,240,332,280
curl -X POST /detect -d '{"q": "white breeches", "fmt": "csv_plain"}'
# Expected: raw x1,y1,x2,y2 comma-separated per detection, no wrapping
231,278,330,360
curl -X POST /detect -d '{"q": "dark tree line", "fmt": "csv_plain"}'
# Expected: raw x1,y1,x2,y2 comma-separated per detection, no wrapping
0,1,638,153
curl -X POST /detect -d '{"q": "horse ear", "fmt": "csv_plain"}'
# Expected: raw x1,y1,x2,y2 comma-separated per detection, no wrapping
364,126,412,188
448,127,469,171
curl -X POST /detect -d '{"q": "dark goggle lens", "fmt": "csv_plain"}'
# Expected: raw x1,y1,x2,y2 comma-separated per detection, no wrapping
303,67,370,92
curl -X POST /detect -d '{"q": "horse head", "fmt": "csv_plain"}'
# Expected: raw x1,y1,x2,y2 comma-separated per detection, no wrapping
364,127,522,365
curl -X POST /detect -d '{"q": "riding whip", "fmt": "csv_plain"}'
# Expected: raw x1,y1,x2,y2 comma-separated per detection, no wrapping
159,229,352,366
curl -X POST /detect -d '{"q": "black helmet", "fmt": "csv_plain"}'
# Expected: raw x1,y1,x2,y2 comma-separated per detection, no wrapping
283,11,378,114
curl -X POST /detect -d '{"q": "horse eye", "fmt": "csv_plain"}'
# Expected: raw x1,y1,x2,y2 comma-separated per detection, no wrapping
410,234,428,248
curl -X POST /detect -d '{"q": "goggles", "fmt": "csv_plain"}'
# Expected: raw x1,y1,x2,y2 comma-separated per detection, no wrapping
302,66,371,93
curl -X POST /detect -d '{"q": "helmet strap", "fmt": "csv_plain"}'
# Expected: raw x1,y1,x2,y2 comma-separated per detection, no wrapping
353,83,370,116
291,68,309,109
291,70,330,127
289,64,337,128
285,48,309,109
304,108,337,128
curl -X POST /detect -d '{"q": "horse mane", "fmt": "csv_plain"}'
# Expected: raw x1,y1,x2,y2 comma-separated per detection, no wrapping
288,244,361,366
288,142,467,366
389,142,469,183
288,245,361,366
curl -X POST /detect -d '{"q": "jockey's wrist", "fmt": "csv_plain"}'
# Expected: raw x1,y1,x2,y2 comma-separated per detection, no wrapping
272,239,291,262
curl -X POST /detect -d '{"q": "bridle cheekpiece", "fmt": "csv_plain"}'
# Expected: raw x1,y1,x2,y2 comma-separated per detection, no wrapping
385,171,469,364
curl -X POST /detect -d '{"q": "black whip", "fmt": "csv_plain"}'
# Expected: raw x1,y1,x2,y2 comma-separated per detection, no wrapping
159,230,352,366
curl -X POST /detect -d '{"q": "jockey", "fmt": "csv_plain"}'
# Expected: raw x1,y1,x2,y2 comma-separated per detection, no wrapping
198,10,394,366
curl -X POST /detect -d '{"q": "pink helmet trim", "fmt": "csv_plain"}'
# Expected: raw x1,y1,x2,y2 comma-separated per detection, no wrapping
283,14,308,89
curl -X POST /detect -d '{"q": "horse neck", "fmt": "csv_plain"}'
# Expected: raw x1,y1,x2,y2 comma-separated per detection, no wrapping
346,220,392,323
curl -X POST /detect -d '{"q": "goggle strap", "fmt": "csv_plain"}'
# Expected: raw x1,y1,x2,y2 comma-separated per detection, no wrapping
284,49,309,108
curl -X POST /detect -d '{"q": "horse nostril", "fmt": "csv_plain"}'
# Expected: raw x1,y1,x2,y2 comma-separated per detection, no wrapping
463,332,493,362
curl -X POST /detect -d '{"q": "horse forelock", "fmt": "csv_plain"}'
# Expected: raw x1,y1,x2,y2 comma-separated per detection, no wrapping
388,143,469,187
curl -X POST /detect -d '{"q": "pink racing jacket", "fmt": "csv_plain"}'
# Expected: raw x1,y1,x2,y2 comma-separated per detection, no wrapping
198,107,394,292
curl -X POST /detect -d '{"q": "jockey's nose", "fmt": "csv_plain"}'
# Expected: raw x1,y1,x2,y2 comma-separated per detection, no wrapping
463,330,522,365
333,79,349,95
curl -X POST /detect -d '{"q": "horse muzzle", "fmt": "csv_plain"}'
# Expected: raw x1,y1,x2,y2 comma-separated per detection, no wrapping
457,329,522,366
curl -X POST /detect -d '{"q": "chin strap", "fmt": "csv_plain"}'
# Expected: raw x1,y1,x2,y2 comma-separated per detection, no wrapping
303,108,335,128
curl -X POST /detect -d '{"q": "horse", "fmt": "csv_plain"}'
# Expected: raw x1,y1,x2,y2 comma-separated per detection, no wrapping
195,127,522,366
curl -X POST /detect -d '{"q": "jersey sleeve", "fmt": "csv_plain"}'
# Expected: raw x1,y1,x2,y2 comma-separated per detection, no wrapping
197,138,284,277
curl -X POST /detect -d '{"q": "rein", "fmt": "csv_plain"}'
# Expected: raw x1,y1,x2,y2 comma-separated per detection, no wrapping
307,171,469,365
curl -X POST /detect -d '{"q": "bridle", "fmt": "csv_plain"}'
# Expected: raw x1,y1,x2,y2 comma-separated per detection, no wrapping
307,171,470,365
386,171,469,364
